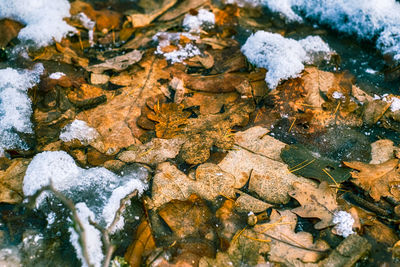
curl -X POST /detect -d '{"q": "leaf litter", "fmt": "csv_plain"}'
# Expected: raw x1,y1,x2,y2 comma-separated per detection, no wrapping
1,0,400,266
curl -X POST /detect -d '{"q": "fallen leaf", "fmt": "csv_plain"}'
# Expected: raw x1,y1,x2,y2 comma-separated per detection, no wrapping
128,0,177,28
216,199,244,248
370,139,396,164
147,103,191,138
124,218,156,267
118,138,185,165
0,19,23,48
254,210,330,265
85,50,143,73
183,91,239,115
158,194,214,239
289,182,338,229
343,159,400,201
0,158,30,203
234,191,273,213
150,162,236,209
158,0,208,21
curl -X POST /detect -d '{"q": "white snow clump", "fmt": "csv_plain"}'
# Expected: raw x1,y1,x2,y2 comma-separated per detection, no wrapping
0,63,44,157
23,151,149,267
241,31,333,89
183,9,215,33
259,0,400,61
49,72,66,80
0,0,76,47
332,211,355,238
60,119,99,145
154,32,201,64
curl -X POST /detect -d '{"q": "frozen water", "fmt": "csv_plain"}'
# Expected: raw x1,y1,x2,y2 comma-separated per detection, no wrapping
23,151,148,266
0,63,44,156
0,0,76,47
60,120,99,145
183,9,215,33
241,31,333,88
332,211,355,238
258,0,400,61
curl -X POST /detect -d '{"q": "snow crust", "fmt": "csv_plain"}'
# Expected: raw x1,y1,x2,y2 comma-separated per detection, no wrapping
0,0,76,47
183,9,215,33
332,211,355,238
241,31,333,88
60,120,99,145
259,0,400,60
23,151,149,266
0,64,44,156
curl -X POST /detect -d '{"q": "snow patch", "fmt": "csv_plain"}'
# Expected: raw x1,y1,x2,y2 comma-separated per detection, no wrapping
23,151,148,267
0,0,76,47
69,203,104,267
183,9,215,33
154,32,201,64
49,72,65,80
332,91,344,99
332,211,355,238
241,31,333,89
60,120,99,145
390,97,400,112
75,12,95,46
0,64,44,157
260,0,400,61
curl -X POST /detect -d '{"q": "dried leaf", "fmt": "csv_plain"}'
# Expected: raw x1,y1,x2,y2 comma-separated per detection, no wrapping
0,158,30,204
158,0,208,21
234,191,273,213
343,159,400,201
128,0,177,28
289,182,338,229
183,91,239,115
147,103,191,138
85,50,143,73
0,19,23,48
124,219,156,267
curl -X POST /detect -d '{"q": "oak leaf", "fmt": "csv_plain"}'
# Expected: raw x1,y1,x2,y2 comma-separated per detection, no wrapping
253,210,329,265
343,159,400,201
289,181,338,229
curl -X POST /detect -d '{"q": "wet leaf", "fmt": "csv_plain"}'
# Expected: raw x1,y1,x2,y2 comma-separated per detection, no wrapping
343,159,400,202
124,218,156,267
289,181,338,229
0,158,30,204
281,144,352,184
215,199,243,247
253,210,330,265
0,19,23,48
158,0,208,21
147,103,191,139
127,0,177,28
183,91,239,115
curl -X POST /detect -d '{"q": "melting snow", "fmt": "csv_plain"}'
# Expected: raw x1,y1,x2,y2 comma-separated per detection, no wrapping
0,64,44,157
332,91,344,99
49,72,66,79
59,120,99,145
241,31,333,88
183,9,215,33
260,0,400,61
154,32,201,63
0,0,76,47
23,151,149,266
332,211,355,238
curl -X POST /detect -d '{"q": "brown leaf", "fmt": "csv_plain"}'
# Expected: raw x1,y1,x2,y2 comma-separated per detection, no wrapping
0,19,23,48
147,103,191,138
124,218,156,267
183,91,239,115
85,50,143,73
289,182,339,229
343,159,400,201
127,0,177,28
253,210,329,265
158,194,213,239
158,0,208,21
0,158,30,204
215,199,243,247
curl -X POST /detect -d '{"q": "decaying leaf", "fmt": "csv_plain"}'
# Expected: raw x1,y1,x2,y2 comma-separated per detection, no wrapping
147,103,191,138
0,158,30,204
216,199,243,246
158,0,208,21
344,159,400,201
124,218,156,267
234,191,273,214
85,50,143,73
0,19,23,48
253,210,330,265
289,182,338,229
183,91,239,115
